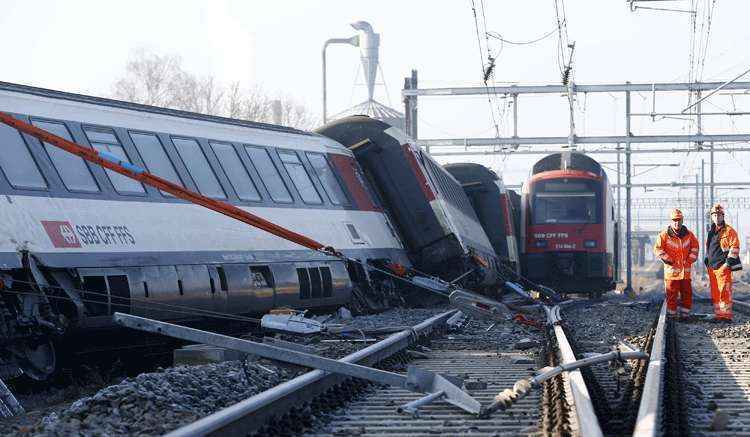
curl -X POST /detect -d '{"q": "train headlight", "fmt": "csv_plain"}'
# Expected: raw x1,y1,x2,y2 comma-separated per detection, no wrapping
584,240,597,248
534,240,548,248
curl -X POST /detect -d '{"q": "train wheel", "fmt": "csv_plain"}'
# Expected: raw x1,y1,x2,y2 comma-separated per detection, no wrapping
17,340,56,381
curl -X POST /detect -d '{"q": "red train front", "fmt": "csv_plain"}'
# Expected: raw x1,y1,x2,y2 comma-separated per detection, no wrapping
521,152,619,296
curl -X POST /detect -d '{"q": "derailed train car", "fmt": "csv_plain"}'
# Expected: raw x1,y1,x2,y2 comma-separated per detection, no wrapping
443,163,521,276
0,82,410,380
521,152,619,295
316,116,501,290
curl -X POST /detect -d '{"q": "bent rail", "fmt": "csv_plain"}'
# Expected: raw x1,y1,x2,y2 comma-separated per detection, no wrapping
166,310,457,437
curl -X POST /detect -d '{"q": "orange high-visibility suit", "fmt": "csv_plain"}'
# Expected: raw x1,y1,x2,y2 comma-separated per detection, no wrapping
654,226,699,316
705,223,741,321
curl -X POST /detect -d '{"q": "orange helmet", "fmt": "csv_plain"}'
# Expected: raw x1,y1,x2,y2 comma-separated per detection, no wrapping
670,208,684,221
710,204,725,215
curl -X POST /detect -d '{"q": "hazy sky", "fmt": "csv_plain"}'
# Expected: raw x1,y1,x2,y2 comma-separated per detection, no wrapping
3,0,750,236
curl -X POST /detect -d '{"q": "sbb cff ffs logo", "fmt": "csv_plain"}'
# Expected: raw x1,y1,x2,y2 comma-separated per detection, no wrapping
41,221,81,248
41,220,136,248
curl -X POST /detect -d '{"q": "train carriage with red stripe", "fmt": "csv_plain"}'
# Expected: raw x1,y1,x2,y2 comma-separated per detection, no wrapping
521,152,619,296
0,82,410,380
316,116,501,290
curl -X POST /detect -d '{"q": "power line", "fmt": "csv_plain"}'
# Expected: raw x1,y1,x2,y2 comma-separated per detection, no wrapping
698,0,717,80
469,0,502,139
486,26,559,46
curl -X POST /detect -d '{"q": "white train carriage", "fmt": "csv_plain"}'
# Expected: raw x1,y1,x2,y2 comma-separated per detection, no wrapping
0,81,408,379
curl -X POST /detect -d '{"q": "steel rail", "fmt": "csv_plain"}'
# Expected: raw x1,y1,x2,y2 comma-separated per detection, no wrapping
545,305,604,437
165,310,457,437
734,298,750,313
633,302,668,436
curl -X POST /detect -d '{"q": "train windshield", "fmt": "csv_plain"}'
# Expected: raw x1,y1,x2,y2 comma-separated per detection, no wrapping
532,179,600,224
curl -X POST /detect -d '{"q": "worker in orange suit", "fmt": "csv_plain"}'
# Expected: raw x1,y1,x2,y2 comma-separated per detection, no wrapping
704,204,742,322
654,209,700,319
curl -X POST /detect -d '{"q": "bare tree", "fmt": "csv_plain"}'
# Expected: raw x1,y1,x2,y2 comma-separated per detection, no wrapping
111,49,318,130
112,48,184,107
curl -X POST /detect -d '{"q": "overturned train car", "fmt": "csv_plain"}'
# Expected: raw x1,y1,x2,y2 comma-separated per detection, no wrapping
443,163,521,276
316,116,501,290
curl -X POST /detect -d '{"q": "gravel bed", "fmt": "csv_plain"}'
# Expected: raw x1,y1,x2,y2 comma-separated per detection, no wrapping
2,306,452,436
17,360,300,436
338,306,450,330
562,297,661,434
677,302,750,433
564,298,661,351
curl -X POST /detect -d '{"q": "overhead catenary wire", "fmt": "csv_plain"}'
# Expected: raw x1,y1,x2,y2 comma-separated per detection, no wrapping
470,0,502,139
486,26,559,46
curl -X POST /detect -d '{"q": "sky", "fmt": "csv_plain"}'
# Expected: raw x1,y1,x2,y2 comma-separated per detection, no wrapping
2,0,750,241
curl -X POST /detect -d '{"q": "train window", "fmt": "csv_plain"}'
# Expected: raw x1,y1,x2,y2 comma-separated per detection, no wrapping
250,266,274,288
217,266,228,292
532,180,601,224
129,132,183,197
320,267,333,297
306,152,348,205
297,268,311,299
243,146,292,203
32,120,99,193
172,138,226,199
345,223,366,245
210,142,261,201
84,129,145,194
278,151,322,204
0,123,47,189
309,267,322,298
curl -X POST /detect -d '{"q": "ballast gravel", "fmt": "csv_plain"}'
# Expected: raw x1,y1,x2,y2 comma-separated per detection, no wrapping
22,361,300,436
563,298,662,351
7,306,454,436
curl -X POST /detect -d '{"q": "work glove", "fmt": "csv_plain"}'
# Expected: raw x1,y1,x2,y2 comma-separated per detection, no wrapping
726,257,743,271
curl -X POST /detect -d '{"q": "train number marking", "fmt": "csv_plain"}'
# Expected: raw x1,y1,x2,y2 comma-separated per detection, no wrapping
555,243,577,249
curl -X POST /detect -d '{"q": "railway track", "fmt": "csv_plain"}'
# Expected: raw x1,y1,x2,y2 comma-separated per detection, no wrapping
26,292,750,436
635,298,750,436
163,298,638,437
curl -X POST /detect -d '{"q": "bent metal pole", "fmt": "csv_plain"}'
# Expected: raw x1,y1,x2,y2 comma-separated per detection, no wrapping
0,112,329,254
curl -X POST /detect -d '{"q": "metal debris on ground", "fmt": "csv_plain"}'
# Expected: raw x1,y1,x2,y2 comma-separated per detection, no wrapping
114,311,482,415
260,312,326,335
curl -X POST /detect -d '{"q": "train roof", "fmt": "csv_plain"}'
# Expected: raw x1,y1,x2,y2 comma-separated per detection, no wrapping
531,152,603,176
0,81,312,137
443,163,499,184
